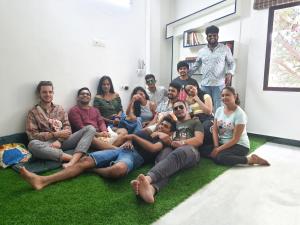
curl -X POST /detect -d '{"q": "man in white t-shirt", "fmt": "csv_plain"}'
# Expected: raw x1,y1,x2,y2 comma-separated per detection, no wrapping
145,74,167,106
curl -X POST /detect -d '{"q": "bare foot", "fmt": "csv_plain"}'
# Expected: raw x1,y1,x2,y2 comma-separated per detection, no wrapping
130,179,139,195
249,154,270,166
19,167,45,190
137,174,155,204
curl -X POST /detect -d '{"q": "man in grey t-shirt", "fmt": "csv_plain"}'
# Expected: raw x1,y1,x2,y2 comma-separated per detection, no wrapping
131,100,204,204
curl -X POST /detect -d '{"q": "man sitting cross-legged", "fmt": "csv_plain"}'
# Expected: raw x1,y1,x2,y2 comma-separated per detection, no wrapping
20,116,176,190
131,100,204,204
68,87,127,150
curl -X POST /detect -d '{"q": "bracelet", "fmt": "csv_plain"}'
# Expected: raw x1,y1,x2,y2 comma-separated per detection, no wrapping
181,140,186,145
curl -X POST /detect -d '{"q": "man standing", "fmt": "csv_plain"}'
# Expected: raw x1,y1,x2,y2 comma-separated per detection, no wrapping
26,81,96,168
145,74,167,106
189,25,235,111
131,100,204,204
68,87,127,149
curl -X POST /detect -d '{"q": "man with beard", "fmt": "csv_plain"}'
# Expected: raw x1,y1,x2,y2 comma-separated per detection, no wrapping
189,25,236,111
131,100,204,204
147,82,181,127
68,87,127,150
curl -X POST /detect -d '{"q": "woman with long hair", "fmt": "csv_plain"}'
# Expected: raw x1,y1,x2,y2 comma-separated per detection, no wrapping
200,87,270,166
126,86,156,127
185,84,213,144
93,76,123,127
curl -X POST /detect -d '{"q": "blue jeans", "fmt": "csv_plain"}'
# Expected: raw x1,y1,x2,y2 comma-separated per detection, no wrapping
201,85,225,112
89,148,144,173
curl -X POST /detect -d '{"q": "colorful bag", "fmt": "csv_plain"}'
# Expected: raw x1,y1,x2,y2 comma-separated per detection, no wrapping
0,143,31,168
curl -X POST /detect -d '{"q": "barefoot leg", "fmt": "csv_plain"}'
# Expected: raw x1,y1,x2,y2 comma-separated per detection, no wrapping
63,152,83,168
250,154,270,166
137,174,155,204
130,179,140,195
20,167,46,190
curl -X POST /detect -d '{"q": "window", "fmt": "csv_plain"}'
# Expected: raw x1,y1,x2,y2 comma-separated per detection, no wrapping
264,1,300,91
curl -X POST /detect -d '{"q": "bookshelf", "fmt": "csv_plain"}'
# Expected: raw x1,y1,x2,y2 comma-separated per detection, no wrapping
184,39,235,54
183,30,204,47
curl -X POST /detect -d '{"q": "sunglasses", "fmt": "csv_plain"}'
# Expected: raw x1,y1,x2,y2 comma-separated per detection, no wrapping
146,79,155,84
173,105,185,111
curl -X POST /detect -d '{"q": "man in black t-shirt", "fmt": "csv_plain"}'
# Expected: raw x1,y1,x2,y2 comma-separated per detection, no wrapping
172,61,200,90
19,117,176,190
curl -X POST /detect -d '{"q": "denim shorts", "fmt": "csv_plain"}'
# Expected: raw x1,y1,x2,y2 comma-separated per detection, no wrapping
89,148,144,173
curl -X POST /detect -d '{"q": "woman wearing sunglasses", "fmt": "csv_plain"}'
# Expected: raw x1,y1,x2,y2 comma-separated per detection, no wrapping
201,87,269,166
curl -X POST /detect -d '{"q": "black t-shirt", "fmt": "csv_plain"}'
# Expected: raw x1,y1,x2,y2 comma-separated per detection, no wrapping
172,76,200,89
132,130,162,164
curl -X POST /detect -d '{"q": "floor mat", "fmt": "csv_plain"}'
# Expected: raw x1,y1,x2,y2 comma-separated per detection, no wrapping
154,142,300,225
12,150,74,174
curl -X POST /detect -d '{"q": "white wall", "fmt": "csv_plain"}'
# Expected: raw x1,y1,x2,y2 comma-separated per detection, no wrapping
146,0,173,87
243,0,300,141
0,0,146,137
174,0,223,20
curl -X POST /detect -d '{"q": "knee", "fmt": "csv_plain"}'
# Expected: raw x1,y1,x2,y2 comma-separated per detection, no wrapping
28,140,42,151
116,128,128,135
84,125,96,133
110,162,128,178
77,156,95,170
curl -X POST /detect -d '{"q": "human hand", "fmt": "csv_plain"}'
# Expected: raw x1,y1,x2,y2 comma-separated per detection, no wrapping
120,141,133,149
124,134,134,141
171,140,184,148
55,130,71,139
113,118,120,126
210,147,220,158
225,73,232,86
50,140,62,149
99,131,110,138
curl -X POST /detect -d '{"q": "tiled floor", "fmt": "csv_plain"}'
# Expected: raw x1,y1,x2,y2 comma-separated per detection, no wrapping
153,143,300,225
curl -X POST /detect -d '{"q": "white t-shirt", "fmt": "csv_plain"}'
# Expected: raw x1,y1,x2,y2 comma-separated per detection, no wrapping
215,106,250,148
146,86,167,106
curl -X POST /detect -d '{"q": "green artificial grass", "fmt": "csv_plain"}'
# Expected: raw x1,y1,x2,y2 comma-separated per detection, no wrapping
0,136,266,225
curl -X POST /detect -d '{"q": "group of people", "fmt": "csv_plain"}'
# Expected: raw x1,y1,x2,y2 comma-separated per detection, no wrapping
20,25,270,204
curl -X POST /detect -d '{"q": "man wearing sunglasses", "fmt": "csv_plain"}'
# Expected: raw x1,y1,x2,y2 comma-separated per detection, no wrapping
145,74,167,106
189,25,236,112
131,100,204,204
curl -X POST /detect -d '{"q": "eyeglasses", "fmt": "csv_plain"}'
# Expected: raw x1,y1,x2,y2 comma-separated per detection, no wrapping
173,105,184,111
79,92,91,96
146,79,155,84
